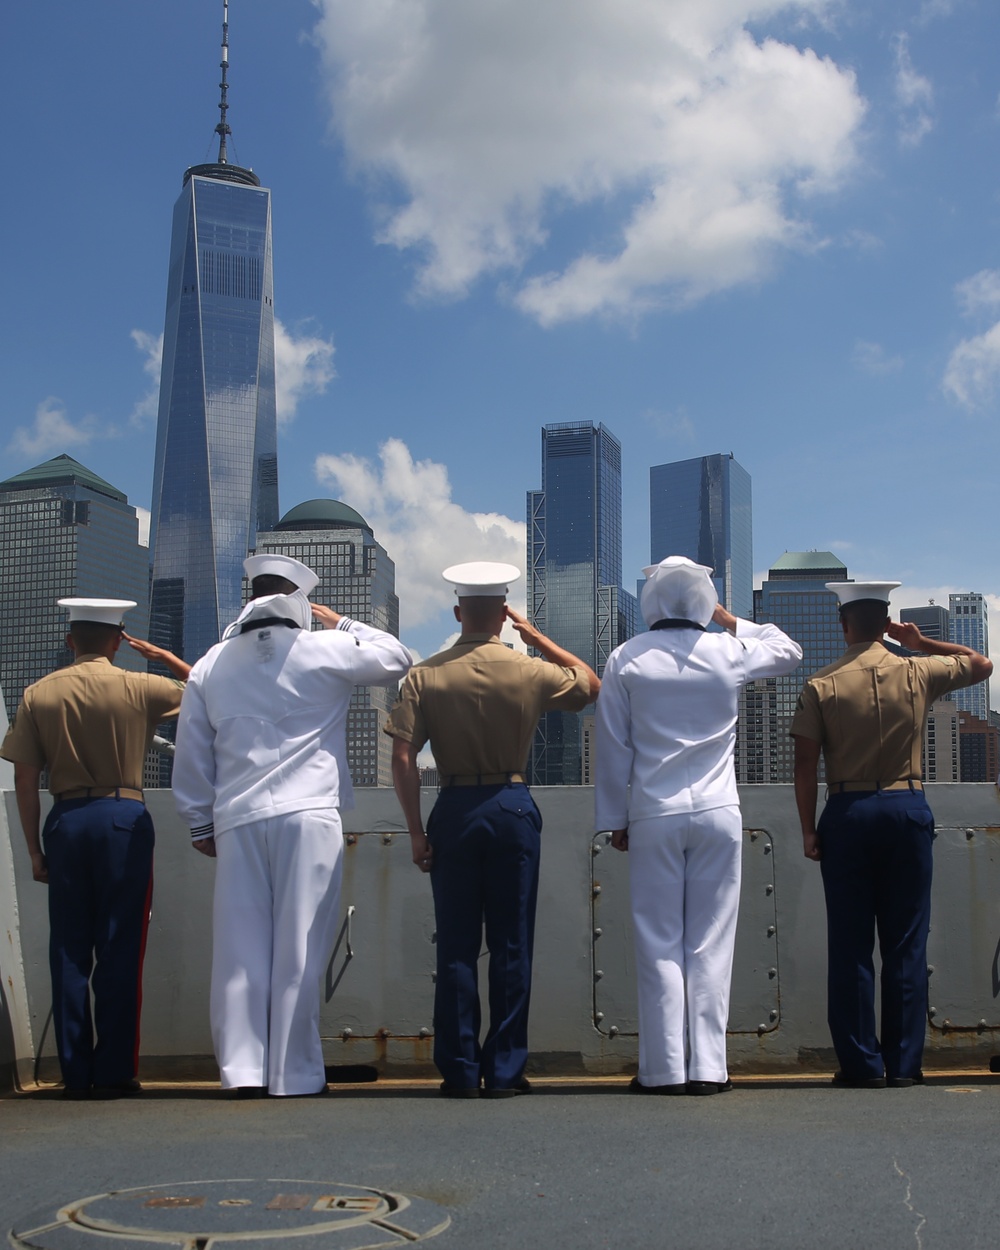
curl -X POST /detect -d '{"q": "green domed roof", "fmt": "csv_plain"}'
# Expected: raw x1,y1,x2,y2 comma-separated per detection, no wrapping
275,499,372,534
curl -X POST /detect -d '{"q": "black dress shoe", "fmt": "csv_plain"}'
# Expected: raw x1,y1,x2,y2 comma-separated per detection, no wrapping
831,1071,885,1089
61,1086,91,1101
628,1076,687,1095
687,1079,733,1096
482,1079,532,1099
232,1085,268,1099
92,1078,143,1100
886,1072,924,1089
439,1082,480,1099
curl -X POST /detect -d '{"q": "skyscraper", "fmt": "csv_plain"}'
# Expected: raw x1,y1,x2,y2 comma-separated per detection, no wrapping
149,3,278,665
900,603,950,642
649,453,753,619
948,593,990,720
0,455,149,721
527,422,637,784
738,551,843,783
253,500,400,787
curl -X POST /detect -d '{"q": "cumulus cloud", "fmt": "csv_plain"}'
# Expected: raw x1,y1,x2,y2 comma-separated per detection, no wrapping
7,398,109,459
892,33,933,148
314,438,526,631
130,320,335,429
130,330,163,425
274,320,336,427
943,322,1000,408
955,269,1000,317
135,506,151,548
310,0,864,323
852,340,903,374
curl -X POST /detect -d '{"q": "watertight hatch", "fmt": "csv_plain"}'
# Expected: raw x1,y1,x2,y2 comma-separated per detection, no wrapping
591,828,780,1036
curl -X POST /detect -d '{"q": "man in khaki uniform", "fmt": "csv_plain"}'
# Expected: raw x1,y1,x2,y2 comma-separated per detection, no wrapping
385,562,599,1098
1,599,190,1099
791,581,991,1089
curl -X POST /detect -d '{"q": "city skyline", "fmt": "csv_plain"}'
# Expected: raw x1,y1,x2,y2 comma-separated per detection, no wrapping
5,2,1000,685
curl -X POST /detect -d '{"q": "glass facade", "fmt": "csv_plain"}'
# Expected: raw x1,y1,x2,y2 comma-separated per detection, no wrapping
0,455,149,722
254,500,400,787
649,453,753,620
149,169,278,667
738,552,845,784
949,593,989,720
527,422,637,784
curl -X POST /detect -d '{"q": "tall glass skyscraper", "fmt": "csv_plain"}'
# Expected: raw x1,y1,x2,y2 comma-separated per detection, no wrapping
738,551,842,783
949,592,990,720
527,422,637,784
148,7,278,665
254,500,400,787
0,455,149,721
649,453,752,619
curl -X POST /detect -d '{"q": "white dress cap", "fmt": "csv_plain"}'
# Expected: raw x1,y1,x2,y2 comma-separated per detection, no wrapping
443,561,521,599
825,581,901,606
244,554,319,597
58,598,137,627
640,555,718,629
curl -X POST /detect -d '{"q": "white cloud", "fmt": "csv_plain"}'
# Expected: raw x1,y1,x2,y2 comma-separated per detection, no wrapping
955,269,1000,317
274,320,336,428
892,33,933,148
7,398,108,459
130,320,335,430
943,321,1000,408
135,506,151,548
310,0,864,323
642,406,697,442
129,329,163,425
314,438,526,632
851,340,903,374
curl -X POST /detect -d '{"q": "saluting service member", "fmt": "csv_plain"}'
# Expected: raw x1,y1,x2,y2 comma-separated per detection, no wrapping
1,598,189,1099
595,557,802,1095
385,562,599,1098
791,581,992,1089
172,554,412,1099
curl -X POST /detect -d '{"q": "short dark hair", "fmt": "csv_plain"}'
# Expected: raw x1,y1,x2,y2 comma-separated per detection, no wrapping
840,599,890,639
251,574,299,598
69,621,122,652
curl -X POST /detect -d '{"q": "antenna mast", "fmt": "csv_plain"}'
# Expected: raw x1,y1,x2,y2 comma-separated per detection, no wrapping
215,0,231,164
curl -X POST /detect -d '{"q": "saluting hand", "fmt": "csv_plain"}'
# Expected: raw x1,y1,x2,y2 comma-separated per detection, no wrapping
504,606,541,647
312,605,342,630
885,620,923,650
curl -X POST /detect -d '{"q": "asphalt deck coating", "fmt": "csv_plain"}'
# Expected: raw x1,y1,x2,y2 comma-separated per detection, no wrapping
4,1075,1000,1249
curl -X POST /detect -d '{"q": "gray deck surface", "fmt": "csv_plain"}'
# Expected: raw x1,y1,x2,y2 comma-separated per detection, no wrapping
4,1075,1000,1249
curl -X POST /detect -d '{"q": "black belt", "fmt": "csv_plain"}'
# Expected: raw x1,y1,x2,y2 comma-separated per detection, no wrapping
827,779,923,794
440,773,527,787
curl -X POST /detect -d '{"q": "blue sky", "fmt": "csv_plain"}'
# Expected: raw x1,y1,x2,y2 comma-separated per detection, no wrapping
3,0,1000,666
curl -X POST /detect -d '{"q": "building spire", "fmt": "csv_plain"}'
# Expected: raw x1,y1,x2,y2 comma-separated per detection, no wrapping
215,0,232,165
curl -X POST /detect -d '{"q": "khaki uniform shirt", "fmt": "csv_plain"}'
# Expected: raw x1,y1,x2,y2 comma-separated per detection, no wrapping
790,642,975,785
384,634,591,776
1,655,184,795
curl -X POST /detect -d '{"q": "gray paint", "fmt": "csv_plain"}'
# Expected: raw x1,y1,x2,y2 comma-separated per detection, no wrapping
3,784,1000,1088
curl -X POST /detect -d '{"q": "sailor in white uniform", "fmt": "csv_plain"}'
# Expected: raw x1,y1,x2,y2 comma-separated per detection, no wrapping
172,554,412,1097
594,557,802,1094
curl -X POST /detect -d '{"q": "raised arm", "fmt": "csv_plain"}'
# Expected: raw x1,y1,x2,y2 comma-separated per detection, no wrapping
885,620,993,685
505,606,600,699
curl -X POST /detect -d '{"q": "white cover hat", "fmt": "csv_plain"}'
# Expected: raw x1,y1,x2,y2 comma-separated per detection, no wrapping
244,554,319,596
58,598,136,627
443,561,521,598
640,556,718,629
825,581,901,606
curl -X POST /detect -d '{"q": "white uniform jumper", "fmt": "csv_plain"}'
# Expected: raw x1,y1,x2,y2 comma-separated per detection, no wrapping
595,618,801,1087
173,604,412,1095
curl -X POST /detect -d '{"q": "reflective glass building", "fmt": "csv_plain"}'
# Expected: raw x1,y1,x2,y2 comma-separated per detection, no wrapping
148,159,278,666
949,593,990,721
0,455,150,721
527,422,637,784
649,453,752,619
738,551,842,784
254,500,400,787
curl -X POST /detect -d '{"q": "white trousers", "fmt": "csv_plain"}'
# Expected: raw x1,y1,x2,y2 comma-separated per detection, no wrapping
211,810,344,1096
627,806,743,1086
